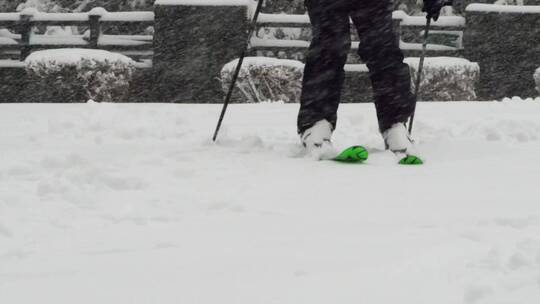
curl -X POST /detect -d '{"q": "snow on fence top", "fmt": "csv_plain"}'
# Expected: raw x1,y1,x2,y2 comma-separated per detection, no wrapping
257,11,464,28
257,13,309,24
0,13,21,22
101,12,155,22
399,41,460,52
31,12,89,22
30,35,87,46
399,15,465,27
253,11,464,53
155,0,251,6
0,37,18,45
393,11,465,28
0,59,25,68
466,4,540,14
0,8,154,23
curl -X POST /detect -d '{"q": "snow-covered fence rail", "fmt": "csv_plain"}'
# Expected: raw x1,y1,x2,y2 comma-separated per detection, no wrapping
251,11,466,61
0,8,154,64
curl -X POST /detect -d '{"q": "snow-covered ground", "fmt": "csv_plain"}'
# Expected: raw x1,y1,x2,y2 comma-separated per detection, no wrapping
1,101,540,304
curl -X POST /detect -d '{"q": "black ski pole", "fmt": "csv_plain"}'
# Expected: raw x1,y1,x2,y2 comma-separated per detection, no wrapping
408,16,431,135
409,1,453,134
212,0,265,142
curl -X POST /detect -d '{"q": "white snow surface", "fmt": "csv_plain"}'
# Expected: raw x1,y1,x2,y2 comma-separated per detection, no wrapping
1,102,540,304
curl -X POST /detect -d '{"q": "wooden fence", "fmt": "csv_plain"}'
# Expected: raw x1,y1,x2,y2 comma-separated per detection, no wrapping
0,7,154,67
252,11,466,61
1,4,535,101
0,8,466,68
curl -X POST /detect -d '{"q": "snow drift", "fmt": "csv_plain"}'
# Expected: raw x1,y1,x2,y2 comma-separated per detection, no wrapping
1,101,540,304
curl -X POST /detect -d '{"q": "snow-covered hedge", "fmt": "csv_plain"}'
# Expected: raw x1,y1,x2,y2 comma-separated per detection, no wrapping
222,57,481,103
221,57,304,103
535,67,540,95
25,49,135,102
405,57,479,101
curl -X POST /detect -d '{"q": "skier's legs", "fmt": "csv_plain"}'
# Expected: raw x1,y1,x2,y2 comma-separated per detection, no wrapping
350,0,415,132
298,0,351,134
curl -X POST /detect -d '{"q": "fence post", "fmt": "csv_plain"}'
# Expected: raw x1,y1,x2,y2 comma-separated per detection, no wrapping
19,8,35,60
88,8,106,49
392,17,402,49
153,1,250,103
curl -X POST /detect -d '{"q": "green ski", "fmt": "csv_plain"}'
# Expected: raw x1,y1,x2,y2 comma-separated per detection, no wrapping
397,153,424,165
333,146,369,163
328,146,422,165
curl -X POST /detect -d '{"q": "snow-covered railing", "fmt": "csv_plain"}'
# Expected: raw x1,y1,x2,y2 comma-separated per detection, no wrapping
252,11,465,59
0,7,154,63
466,4,540,14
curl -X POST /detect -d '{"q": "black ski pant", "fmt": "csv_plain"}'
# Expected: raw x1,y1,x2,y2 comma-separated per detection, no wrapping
298,0,415,134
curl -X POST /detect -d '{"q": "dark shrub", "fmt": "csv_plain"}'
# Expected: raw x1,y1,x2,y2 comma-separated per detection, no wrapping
24,49,135,103
405,57,479,101
221,57,304,103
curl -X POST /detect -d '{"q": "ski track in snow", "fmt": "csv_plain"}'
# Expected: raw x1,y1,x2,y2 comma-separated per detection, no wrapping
0,102,540,304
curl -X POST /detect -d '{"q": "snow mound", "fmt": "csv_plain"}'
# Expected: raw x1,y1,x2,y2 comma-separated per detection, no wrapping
25,48,134,67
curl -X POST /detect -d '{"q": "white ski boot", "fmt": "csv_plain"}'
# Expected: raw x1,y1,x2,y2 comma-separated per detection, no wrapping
300,120,338,160
382,123,416,155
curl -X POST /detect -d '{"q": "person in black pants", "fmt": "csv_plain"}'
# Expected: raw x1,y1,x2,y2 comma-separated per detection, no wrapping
298,0,446,158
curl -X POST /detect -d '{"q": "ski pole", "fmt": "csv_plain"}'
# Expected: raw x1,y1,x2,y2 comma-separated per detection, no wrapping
408,1,453,135
408,16,431,135
212,0,265,142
